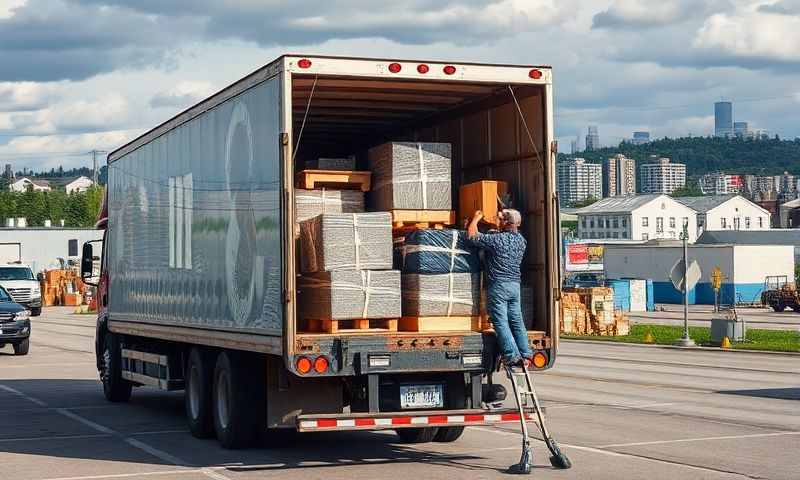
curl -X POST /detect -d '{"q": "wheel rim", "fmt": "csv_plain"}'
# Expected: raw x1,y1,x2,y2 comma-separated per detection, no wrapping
188,364,201,419
101,346,112,384
216,370,230,430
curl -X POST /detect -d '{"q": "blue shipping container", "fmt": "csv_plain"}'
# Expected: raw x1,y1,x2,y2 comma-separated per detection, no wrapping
646,279,655,311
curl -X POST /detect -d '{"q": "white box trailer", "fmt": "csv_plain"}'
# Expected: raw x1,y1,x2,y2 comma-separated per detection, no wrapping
82,55,561,448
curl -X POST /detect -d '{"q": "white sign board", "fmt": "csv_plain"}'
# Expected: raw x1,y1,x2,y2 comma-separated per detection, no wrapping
670,259,701,292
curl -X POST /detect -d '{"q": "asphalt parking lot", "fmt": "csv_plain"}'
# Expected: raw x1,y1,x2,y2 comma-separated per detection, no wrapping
0,307,798,479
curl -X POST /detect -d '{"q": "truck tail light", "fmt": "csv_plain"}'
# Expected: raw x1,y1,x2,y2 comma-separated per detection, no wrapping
314,356,329,373
529,69,542,79
296,356,312,374
297,58,312,69
388,62,402,73
532,352,548,369
443,65,456,75
417,64,429,74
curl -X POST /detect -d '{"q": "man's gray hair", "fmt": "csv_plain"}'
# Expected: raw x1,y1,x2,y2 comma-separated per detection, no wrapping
499,208,522,226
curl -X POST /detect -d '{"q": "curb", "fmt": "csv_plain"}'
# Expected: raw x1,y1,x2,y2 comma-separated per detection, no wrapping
561,338,800,356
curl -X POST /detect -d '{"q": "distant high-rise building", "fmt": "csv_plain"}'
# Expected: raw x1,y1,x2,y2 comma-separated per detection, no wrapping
714,101,733,137
603,154,636,197
699,172,743,195
585,126,600,151
2,164,12,180
570,139,578,154
734,122,749,138
640,157,686,194
632,131,650,145
557,158,602,205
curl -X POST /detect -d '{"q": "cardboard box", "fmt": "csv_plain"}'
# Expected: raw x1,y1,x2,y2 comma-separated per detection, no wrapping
62,293,82,306
459,180,509,226
368,142,452,211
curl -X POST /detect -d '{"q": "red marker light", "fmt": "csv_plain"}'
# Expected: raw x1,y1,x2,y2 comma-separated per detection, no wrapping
314,356,329,373
529,69,542,79
297,58,312,69
417,64,429,74
296,356,312,374
443,65,456,75
388,62,402,73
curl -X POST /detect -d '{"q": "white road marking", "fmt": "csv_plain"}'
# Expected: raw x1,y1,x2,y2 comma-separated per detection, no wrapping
38,468,228,480
0,383,231,480
0,433,110,443
0,384,49,407
472,426,756,478
597,430,800,448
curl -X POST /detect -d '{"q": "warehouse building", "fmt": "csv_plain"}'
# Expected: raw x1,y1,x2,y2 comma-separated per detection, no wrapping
0,228,102,273
604,243,794,305
677,194,771,236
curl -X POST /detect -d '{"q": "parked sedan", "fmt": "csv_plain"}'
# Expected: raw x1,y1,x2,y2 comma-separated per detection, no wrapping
0,285,31,355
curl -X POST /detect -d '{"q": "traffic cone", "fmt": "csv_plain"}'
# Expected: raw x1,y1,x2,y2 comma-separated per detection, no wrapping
644,331,655,344
721,336,731,349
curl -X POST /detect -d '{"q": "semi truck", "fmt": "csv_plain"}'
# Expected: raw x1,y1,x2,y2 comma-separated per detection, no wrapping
81,55,561,448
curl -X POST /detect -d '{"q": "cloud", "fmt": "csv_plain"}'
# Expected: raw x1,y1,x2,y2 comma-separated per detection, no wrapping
149,81,215,109
693,7,800,65
0,93,128,135
592,0,696,29
0,82,57,111
758,0,800,15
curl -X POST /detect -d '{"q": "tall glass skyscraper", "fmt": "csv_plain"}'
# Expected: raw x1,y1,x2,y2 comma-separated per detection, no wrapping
715,101,733,137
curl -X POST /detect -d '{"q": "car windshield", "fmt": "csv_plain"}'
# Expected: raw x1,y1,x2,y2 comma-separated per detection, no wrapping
0,287,11,302
0,267,35,280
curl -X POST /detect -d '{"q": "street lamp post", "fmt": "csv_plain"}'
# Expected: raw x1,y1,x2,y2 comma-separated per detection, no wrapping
675,221,696,347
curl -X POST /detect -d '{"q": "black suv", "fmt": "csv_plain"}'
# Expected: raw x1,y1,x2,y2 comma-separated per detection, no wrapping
0,285,31,355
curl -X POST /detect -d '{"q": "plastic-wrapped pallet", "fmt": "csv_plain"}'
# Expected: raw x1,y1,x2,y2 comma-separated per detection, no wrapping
295,188,364,223
304,157,356,171
368,142,451,211
522,285,534,329
299,212,393,273
297,270,401,320
402,272,480,316
395,229,480,274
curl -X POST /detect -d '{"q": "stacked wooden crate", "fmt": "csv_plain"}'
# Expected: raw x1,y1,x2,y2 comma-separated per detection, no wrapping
561,287,628,336
41,269,87,306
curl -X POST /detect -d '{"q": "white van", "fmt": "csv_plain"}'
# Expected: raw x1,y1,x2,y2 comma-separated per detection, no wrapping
0,265,42,316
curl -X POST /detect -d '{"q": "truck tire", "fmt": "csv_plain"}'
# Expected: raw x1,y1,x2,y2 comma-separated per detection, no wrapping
13,339,29,356
185,347,216,439
30,307,41,317
396,427,439,443
100,331,132,403
212,351,262,449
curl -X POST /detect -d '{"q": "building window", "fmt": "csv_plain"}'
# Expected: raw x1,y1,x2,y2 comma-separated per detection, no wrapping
642,233,649,241
721,217,727,229
656,217,664,233
613,217,619,228
612,232,619,239
622,231,628,238
598,232,605,239
68,239,78,257
669,217,676,228
745,217,751,229
590,219,595,228
759,217,764,228
669,231,676,239
734,217,740,230
682,217,688,227
642,217,649,227
622,217,627,228
581,218,587,229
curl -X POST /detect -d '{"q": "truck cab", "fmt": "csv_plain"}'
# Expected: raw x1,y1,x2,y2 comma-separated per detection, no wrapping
0,264,42,316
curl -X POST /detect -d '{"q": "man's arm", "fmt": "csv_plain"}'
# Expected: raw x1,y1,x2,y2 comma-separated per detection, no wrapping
467,210,483,239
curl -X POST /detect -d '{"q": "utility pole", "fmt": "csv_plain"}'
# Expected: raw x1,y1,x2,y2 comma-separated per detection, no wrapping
89,150,107,185
675,221,696,347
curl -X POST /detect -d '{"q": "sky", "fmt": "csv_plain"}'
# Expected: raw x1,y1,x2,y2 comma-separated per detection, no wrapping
0,0,798,172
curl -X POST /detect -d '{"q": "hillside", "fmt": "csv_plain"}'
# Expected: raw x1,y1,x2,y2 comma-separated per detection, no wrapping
559,136,800,176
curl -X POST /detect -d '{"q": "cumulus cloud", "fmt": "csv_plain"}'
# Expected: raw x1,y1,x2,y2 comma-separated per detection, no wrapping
0,93,128,135
149,81,215,109
0,82,57,111
592,0,697,29
758,0,800,15
693,7,800,65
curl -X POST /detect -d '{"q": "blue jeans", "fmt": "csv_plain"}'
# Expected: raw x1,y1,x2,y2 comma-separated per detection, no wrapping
487,281,531,363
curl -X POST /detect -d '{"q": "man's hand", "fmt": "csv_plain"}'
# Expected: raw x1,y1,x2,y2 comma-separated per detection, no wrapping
473,210,484,222
468,210,483,239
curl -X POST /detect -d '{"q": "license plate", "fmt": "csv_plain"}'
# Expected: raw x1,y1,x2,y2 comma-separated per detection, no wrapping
400,384,443,409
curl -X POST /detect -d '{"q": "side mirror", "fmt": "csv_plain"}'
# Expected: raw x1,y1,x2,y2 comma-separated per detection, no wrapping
81,241,101,286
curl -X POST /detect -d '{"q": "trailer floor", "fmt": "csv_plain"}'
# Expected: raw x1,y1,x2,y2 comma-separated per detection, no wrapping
0,307,797,480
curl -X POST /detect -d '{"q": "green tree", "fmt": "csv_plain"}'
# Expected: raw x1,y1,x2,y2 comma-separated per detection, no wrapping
17,188,47,226
571,196,599,208
44,189,68,225
670,183,704,197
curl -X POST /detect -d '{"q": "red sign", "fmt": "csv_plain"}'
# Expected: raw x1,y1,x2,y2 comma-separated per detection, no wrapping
567,244,588,264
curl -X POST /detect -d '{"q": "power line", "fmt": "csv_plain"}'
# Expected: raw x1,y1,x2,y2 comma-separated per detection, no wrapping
88,150,107,185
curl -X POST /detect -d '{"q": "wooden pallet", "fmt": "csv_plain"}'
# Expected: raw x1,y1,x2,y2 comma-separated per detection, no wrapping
390,210,455,230
399,316,481,333
296,170,372,192
303,318,398,334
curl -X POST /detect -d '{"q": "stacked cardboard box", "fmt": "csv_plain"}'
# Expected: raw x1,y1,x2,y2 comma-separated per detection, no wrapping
561,287,628,336
368,142,452,211
295,188,364,223
560,292,589,335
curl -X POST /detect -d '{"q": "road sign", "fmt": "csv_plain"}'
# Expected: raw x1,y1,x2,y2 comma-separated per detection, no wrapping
670,259,701,292
711,266,722,291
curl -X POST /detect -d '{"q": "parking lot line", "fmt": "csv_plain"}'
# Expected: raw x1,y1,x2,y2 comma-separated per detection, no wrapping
596,430,800,448
0,384,48,407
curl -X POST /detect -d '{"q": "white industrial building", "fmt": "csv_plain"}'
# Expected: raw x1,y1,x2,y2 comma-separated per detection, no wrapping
604,243,793,305
0,228,102,273
677,195,771,236
640,157,686,194
575,194,698,242
8,177,52,192
62,176,94,194
557,158,602,205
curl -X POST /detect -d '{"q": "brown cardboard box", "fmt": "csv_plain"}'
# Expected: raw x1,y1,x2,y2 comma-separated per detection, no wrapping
459,180,509,227
62,293,82,306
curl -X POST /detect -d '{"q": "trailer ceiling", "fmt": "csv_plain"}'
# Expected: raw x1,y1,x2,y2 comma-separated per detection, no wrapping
291,75,539,160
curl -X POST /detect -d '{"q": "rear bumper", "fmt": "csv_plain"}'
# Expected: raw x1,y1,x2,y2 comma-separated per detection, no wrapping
296,408,533,432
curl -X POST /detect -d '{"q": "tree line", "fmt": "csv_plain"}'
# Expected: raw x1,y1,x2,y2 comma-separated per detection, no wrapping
0,186,104,228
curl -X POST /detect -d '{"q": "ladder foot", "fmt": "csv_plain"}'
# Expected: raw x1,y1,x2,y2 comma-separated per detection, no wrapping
506,445,532,474
546,439,572,469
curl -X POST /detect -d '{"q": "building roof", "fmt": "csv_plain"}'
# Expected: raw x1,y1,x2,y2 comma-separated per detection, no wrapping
676,194,737,212
40,176,92,187
575,194,664,214
13,177,51,187
696,229,800,246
